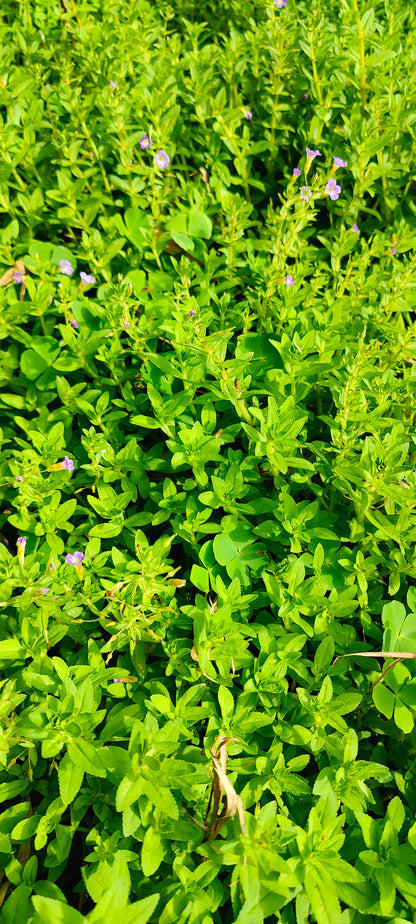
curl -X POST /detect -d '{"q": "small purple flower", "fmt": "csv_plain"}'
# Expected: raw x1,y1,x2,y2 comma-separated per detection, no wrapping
326,178,341,201
14,271,24,284
390,246,396,256
65,551,86,566
41,588,50,595
274,0,287,6
139,135,152,150
40,32,45,40
17,536,26,565
189,310,196,317
109,80,117,88
243,109,252,120
49,562,56,571
113,678,125,684
122,318,130,328
334,157,348,168
293,167,301,177
284,275,294,286
154,149,170,169
306,147,321,161
60,259,74,276
62,456,74,472
300,186,311,203
70,318,79,329
16,475,23,482
80,272,95,285
352,224,359,233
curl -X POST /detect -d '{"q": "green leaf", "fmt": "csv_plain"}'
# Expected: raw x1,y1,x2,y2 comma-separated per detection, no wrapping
190,564,210,593
31,895,84,924
372,682,395,719
304,868,343,924
141,826,165,877
188,208,212,239
58,753,85,807
67,740,107,778
0,639,27,660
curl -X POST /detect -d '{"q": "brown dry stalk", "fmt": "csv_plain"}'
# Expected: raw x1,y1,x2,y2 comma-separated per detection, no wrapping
203,736,246,842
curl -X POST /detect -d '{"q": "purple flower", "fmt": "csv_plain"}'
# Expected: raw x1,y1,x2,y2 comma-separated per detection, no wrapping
60,259,74,276
139,135,152,150
113,678,125,684
122,318,130,328
189,310,196,317
243,109,252,120
306,147,321,161
154,149,170,169
326,178,341,201
40,32,45,40
70,318,79,329
274,0,287,6
17,536,26,565
352,224,359,232
300,186,311,203
65,551,86,566
41,588,50,595
390,246,396,256
14,271,24,284
109,80,117,88
293,167,301,177
80,271,95,285
62,456,74,472
334,157,348,168
16,475,23,482
49,562,56,571
284,275,294,286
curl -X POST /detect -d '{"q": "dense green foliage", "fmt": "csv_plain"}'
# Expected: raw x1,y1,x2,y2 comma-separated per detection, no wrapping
1,0,416,921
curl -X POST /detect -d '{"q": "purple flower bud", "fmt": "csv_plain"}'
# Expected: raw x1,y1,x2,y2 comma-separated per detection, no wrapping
17,537,27,548
326,178,341,201
154,149,170,169
189,310,196,317
352,224,359,232
243,109,252,120
274,0,287,6
390,246,396,256
60,259,74,276
49,562,56,571
16,475,23,482
40,32,45,40
109,80,117,88
70,318,79,329
80,272,95,285
300,186,311,203
14,271,24,284
306,147,321,161
334,157,348,168
113,678,124,684
284,275,294,286
139,135,152,150
65,551,86,566
293,167,301,177
41,588,50,595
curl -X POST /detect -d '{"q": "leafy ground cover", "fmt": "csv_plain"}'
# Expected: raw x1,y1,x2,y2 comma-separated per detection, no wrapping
1,0,416,921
